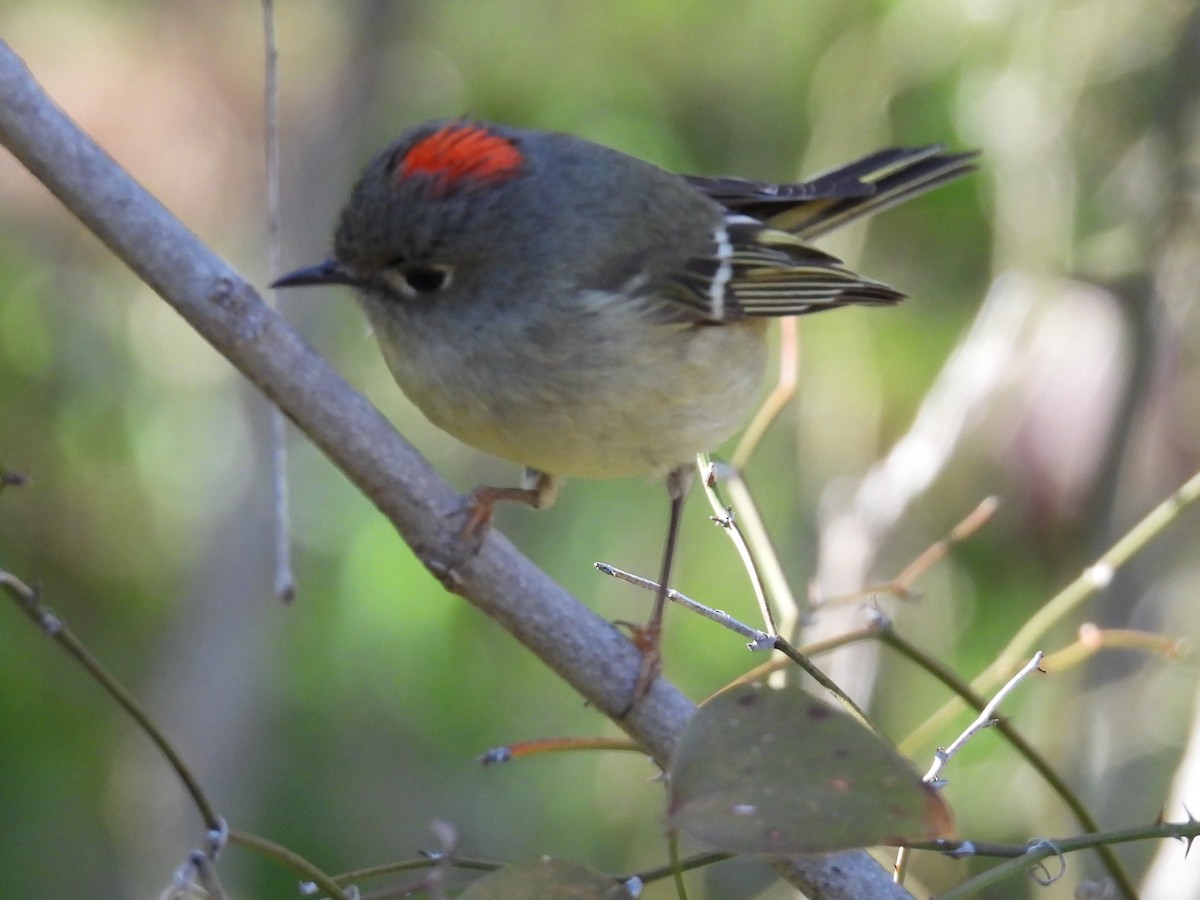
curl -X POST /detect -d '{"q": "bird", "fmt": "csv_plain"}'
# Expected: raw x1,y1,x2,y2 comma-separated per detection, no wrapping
273,119,975,705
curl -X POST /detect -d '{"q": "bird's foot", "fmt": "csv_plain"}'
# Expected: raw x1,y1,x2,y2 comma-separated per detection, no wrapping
426,478,558,589
612,619,662,717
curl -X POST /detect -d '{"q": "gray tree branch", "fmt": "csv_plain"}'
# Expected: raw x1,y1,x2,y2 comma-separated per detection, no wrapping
0,40,912,900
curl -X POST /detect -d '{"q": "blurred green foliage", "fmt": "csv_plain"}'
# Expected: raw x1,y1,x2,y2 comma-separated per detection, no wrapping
2,1,1200,898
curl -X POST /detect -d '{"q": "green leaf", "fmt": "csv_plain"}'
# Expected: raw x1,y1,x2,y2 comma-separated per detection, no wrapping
667,683,953,854
457,858,636,899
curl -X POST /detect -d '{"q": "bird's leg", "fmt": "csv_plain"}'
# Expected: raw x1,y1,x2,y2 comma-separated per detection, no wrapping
431,471,561,589
630,464,694,701
462,468,560,538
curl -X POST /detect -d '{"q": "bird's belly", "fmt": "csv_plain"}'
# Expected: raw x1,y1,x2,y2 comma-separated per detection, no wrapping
377,314,770,479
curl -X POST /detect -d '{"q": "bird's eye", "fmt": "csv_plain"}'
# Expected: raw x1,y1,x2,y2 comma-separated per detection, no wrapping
403,265,452,293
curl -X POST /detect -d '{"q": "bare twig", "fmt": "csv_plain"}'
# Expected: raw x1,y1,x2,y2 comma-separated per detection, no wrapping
931,815,1200,900
594,562,774,649
261,0,296,603
1041,623,1184,673
819,495,1000,608
698,456,779,635
923,651,1044,788
708,462,800,643
477,736,640,764
888,495,1000,597
0,571,223,830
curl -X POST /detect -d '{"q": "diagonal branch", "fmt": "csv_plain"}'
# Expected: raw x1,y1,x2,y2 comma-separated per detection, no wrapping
0,40,911,900
0,36,671,745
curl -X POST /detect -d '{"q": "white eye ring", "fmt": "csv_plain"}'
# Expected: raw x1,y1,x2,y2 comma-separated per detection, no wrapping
382,264,453,298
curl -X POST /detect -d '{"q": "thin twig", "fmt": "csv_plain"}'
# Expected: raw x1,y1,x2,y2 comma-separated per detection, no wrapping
629,851,733,887
228,829,350,898
910,815,1200,860
712,462,800,643
900,650,1044,888
330,853,499,888
667,828,691,900
723,623,884,689
699,455,778,635
929,815,1200,900
476,736,640,764
923,650,1044,787
895,651,1043,884
817,496,1000,608
594,562,773,649
770,635,880,735
261,0,295,603
1040,623,1184,673
593,560,876,731
885,495,1000,598
0,571,222,830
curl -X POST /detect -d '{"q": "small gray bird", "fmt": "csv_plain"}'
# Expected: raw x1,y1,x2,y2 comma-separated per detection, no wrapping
275,120,974,703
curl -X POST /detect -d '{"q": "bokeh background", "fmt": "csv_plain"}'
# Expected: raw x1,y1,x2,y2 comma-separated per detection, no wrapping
2,1,1200,898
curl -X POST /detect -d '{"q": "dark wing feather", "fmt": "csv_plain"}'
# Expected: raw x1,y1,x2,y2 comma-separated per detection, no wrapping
665,145,975,322
684,145,978,239
666,218,903,322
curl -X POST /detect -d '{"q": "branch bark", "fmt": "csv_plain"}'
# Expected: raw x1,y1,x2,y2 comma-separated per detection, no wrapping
0,39,912,900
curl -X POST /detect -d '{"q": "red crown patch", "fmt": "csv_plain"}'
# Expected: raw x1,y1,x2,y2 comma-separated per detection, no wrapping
395,123,524,192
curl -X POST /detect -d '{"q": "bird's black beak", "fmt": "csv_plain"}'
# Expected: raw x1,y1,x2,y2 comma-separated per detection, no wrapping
271,259,361,289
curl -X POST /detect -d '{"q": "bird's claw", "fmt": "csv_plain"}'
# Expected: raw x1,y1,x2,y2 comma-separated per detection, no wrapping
612,621,662,717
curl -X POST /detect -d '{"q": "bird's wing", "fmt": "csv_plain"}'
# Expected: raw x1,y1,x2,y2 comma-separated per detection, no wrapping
663,215,903,323
657,145,975,322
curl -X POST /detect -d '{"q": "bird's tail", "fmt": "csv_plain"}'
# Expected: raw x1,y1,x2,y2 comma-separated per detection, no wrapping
685,146,978,239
